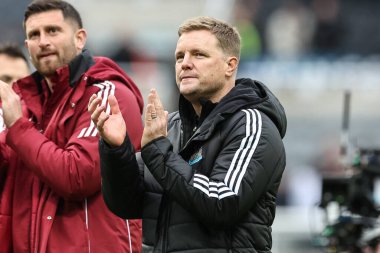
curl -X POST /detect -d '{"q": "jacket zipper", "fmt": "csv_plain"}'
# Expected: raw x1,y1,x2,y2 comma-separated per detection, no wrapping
161,199,172,253
84,198,91,253
125,219,132,253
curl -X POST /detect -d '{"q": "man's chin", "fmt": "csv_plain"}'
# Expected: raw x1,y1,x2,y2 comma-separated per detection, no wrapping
180,90,198,101
38,68,55,76
37,63,60,76
179,83,197,94
179,88,195,97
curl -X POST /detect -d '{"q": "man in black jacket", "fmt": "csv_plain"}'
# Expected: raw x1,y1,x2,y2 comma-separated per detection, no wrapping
89,16,287,253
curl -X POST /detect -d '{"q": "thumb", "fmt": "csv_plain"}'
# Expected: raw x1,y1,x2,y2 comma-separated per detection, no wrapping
108,95,121,115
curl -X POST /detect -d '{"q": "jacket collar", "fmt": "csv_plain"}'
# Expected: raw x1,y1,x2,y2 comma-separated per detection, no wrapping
67,49,95,87
178,78,281,140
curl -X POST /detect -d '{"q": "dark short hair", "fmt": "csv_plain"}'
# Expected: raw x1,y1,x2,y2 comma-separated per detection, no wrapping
0,43,28,64
23,0,83,29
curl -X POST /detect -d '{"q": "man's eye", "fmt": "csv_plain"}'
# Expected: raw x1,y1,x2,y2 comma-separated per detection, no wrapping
48,27,57,33
29,32,39,39
0,75,13,84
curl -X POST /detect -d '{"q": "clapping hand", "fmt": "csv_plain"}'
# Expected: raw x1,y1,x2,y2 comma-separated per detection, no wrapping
88,94,126,147
141,89,168,147
0,80,22,128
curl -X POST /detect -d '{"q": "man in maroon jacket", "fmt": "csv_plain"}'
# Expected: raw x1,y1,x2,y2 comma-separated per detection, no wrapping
0,43,30,253
0,0,143,252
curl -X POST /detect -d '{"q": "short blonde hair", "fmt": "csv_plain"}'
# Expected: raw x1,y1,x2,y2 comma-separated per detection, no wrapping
178,16,241,59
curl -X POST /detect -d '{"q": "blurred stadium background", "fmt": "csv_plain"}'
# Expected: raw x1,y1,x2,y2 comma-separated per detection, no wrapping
2,0,380,252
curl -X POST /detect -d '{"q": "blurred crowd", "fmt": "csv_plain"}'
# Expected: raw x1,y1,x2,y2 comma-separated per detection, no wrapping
101,0,380,63
2,0,380,62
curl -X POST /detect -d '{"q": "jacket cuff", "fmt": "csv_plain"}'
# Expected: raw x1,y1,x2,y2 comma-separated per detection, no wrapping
141,137,193,183
99,136,136,163
6,117,33,146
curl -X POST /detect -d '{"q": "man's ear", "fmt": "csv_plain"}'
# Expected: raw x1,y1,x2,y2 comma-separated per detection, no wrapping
225,56,238,77
24,40,31,60
24,39,29,51
75,28,87,51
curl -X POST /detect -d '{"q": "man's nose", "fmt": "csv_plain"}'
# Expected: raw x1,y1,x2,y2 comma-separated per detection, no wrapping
181,54,193,69
38,32,51,47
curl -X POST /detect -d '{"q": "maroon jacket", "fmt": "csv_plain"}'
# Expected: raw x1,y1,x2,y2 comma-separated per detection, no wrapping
0,50,143,253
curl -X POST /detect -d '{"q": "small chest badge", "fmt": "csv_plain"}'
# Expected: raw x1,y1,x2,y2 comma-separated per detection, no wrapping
189,147,203,166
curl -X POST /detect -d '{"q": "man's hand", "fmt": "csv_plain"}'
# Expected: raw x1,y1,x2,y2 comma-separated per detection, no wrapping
88,94,126,147
141,89,168,147
0,80,23,128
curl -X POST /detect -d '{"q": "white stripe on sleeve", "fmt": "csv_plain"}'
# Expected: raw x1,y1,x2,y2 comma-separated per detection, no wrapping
192,109,262,199
78,81,116,138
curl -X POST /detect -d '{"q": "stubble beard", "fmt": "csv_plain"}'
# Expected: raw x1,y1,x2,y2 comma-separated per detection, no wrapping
35,49,76,77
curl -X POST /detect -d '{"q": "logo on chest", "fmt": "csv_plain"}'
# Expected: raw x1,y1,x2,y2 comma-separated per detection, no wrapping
188,147,203,166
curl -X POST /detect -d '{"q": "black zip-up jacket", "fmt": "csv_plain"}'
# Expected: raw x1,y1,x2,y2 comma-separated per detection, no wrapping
99,78,287,252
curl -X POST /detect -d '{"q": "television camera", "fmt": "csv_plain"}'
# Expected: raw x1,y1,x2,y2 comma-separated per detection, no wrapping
318,91,380,253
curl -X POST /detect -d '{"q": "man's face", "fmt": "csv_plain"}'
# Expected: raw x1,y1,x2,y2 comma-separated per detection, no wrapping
0,54,29,86
24,10,85,77
175,30,230,104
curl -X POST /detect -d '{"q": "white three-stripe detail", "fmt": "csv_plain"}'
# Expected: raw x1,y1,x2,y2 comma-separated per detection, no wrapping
193,109,262,199
78,81,116,138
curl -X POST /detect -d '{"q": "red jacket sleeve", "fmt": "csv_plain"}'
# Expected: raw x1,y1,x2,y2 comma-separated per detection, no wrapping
5,81,143,200
0,130,9,172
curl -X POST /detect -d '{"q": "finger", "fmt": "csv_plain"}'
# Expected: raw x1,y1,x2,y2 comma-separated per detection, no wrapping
0,79,8,89
0,83,20,105
108,95,121,115
147,91,157,120
147,89,155,105
144,104,156,123
151,89,165,118
0,81,12,98
88,95,102,113
96,112,110,132
88,94,97,111
91,103,106,125
0,85,22,128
